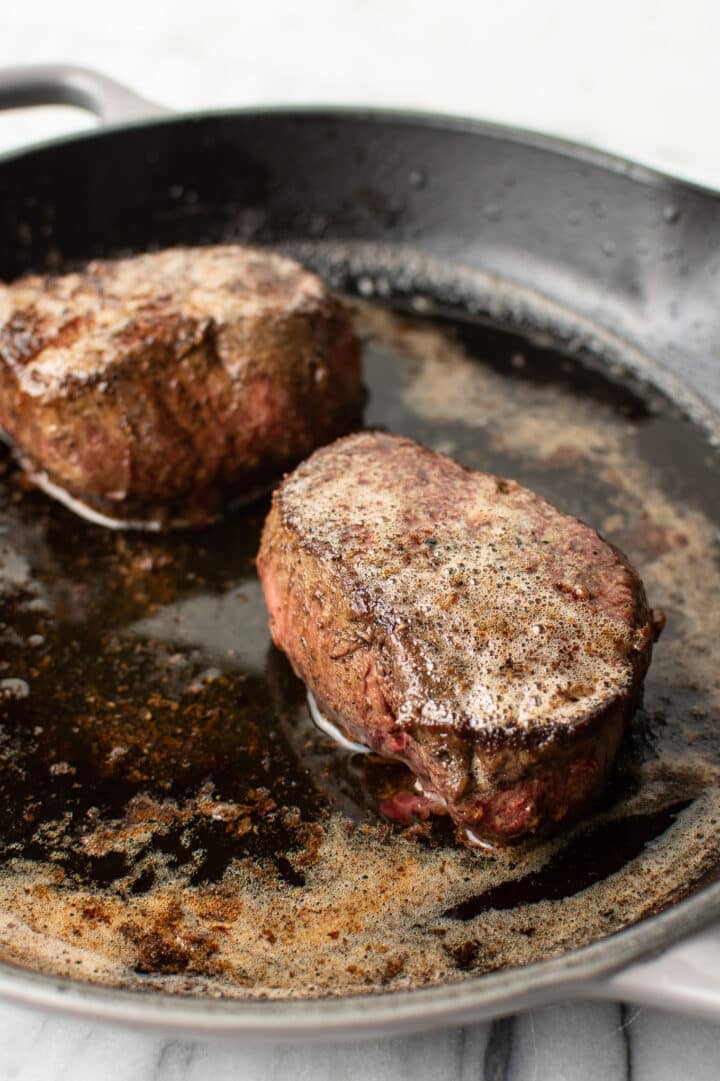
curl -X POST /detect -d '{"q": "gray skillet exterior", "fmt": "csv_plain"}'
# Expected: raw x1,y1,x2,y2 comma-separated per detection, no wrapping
0,65,718,1037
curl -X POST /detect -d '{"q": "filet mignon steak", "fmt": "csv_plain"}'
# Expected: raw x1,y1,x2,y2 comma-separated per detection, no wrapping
0,246,361,528
257,432,656,846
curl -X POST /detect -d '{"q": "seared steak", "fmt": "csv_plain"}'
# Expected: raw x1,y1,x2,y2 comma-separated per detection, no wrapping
258,432,656,846
0,246,361,528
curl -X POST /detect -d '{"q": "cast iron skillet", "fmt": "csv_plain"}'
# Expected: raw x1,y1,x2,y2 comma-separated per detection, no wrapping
0,65,719,1040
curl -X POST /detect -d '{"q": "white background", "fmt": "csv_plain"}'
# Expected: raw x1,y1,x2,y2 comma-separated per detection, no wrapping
1,2,720,1078
1,0,720,189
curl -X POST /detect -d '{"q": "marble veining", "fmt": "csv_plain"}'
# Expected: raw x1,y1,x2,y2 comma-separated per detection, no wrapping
1,1000,720,1080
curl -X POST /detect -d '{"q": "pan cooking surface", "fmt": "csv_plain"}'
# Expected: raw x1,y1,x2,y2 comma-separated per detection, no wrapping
0,293,718,1000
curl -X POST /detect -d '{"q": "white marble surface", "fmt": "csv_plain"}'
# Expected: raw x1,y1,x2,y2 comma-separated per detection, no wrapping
3,998,720,1080
1,1,720,1077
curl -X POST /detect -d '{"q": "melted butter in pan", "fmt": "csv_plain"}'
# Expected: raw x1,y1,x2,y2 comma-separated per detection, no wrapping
0,302,718,998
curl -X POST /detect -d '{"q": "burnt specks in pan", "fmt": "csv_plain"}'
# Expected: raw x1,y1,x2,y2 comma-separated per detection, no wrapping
0,302,717,998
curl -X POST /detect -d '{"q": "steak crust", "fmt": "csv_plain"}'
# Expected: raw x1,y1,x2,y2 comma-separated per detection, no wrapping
257,432,656,845
0,246,361,528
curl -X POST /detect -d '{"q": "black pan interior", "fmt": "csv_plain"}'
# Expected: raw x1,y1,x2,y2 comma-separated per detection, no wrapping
1,110,719,400
0,114,718,1000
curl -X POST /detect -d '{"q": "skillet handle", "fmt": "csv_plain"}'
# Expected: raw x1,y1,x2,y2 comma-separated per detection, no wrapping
581,923,720,1021
0,64,170,125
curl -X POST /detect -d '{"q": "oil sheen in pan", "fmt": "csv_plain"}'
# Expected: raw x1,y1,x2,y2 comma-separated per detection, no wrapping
0,299,719,1000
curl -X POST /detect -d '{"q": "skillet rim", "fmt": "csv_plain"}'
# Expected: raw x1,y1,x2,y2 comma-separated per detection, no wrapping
0,103,718,1034
1,101,719,197
0,875,717,1037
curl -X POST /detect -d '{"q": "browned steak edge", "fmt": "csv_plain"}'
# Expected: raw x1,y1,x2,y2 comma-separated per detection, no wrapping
257,437,655,845
0,262,362,528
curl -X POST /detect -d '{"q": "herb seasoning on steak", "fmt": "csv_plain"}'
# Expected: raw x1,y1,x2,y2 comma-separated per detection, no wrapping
0,246,361,529
257,432,658,846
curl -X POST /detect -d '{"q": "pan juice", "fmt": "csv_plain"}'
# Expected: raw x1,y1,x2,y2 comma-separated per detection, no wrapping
0,300,718,997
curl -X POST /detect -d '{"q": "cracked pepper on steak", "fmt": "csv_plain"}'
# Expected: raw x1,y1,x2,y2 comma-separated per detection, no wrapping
258,432,657,845
0,245,361,528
